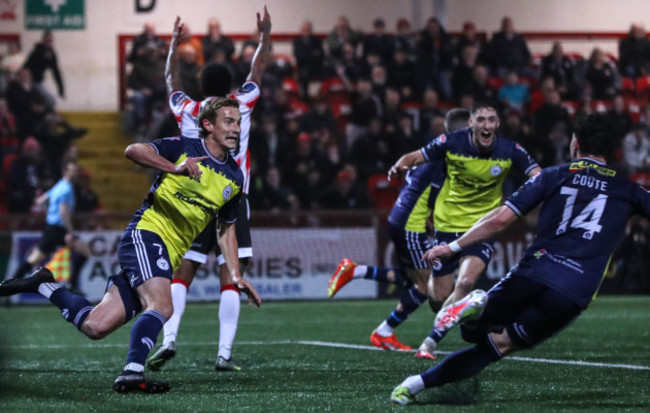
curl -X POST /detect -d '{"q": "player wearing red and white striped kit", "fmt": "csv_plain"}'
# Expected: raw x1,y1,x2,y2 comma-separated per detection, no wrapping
148,7,271,372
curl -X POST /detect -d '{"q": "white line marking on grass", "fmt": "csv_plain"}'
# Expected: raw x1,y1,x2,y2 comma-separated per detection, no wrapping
5,339,650,371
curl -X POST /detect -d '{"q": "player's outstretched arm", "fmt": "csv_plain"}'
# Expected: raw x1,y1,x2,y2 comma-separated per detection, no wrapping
125,143,207,181
247,5,272,85
388,150,426,181
218,220,262,307
422,205,518,264
165,16,184,94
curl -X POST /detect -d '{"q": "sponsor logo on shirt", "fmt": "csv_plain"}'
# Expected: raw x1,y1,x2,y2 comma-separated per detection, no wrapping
223,185,233,200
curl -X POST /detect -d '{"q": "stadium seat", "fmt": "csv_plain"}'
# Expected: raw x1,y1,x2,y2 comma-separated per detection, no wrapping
625,98,643,122
368,173,403,210
561,100,581,119
621,77,636,99
591,99,612,113
635,76,650,101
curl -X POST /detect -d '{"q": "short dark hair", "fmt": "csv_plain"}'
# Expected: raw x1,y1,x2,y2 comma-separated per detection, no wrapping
444,108,470,133
573,112,619,158
470,100,498,116
198,97,239,138
200,63,232,98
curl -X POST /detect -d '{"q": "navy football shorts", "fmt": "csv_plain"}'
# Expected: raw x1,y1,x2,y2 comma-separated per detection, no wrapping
184,195,252,265
38,224,67,255
117,228,173,289
460,269,583,348
388,222,433,270
431,230,495,277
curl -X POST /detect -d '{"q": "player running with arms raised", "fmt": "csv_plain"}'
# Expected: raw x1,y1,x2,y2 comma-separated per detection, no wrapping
147,7,271,372
327,109,470,351
0,98,261,393
389,101,540,359
391,112,650,405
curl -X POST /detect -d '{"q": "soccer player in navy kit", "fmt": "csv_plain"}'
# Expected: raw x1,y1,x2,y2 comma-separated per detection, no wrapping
389,101,540,359
148,7,271,372
327,109,470,351
0,98,261,393
390,112,650,405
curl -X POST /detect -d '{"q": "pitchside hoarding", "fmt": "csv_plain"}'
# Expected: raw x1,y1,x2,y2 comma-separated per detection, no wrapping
6,228,379,303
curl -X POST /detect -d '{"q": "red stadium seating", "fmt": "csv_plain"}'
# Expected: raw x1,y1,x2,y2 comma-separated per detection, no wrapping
367,174,403,210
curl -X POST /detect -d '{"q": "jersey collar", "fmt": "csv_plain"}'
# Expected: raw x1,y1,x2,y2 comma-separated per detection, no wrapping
201,138,229,164
580,156,606,165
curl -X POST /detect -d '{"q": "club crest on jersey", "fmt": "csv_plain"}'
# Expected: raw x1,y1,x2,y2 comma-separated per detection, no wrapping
436,135,446,145
239,82,256,94
157,257,169,271
223,184,233,200
489,165,502,176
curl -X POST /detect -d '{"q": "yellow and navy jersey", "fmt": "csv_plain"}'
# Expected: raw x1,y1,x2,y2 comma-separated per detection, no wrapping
506,158,650,307
126,136,243,269
388,162,445,232
422,128,538,233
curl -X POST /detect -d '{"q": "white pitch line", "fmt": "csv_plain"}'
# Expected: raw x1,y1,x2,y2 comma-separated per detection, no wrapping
4,339,649,371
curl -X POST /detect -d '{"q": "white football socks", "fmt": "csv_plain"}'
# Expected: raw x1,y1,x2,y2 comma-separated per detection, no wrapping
218,289,241,360
163,282,187,346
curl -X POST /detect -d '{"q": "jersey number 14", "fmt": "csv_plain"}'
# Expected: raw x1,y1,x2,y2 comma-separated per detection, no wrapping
556,186,608,240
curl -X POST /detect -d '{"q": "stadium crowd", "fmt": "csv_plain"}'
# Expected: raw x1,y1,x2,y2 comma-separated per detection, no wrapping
2,16,650,216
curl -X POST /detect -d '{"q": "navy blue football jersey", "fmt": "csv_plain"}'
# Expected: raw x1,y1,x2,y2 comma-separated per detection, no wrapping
505,157,650,307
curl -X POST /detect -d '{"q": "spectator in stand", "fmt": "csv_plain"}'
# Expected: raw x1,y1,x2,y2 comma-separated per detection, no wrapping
177,24,204,66
299,94,338,138
319,137,344,186
318,166,371,210
452,44,480,98
531,88,571,166
127,39,166,136
370,64,388,101
177,43,202,100
23,30,64,107
422,114,446,142
0,97,19,159
6,137,55,213
541,41,577,98
415,17,453,101
202,18,235,64
249,115,290,178
363,18,394,66
585,47,620,100
418,89,445,136
6,68,49,138
0,41,26,90
250,166,295,212
387,44,416,94
622,122,650,174
74,167,101,214
453,21,487,66
487,16,532,78
619,23,650,79
393,18,416,58
234,43,257,88
349,117,391,183
498,70,530,113
607,94,634,140
129,22,166,64
381,87,405,132
331,42,365,85
389,112,423,156
345,77,382,151
468,64,497,104
283,132,323,208
327,16,362,60
293,20,325,97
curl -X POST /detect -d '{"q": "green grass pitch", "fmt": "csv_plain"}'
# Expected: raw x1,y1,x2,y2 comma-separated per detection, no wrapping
0,296,649,412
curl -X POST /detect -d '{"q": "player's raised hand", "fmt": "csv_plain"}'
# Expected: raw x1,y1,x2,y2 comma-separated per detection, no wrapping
235,278,262,307
174,155,208,181
257,5,271,34
422,245,452,265
171,16,184,46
